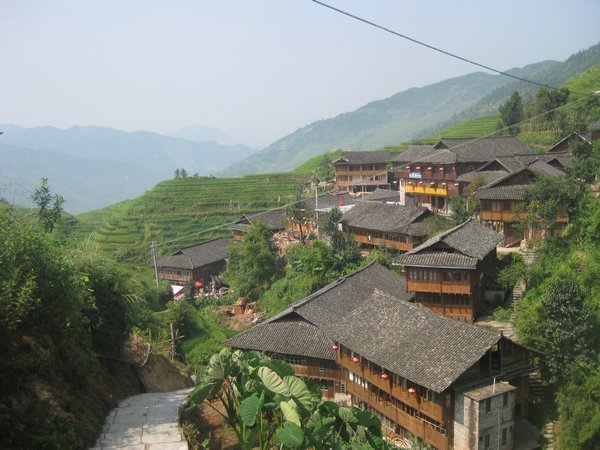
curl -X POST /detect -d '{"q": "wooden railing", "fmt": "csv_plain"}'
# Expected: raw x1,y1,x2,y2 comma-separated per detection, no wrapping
407,279,471,295
405,185,448,196
291,364,343,381
396,171,457,181
348,383,449,450
338,352,444,421
480,210,525,222
353,235,414,251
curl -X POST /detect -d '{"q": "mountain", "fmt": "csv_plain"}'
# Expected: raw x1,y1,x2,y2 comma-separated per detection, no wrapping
167,124,241,146
0,143,152,213
0,125,256,177
0,125,257,213
223,43,600,176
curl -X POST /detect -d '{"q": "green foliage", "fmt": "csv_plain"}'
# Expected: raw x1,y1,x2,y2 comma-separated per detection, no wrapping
569,140,600,184
496,253,526,291
223,222,280,299
31,178,64,233
285,186,314,244
260,271,319,317
499,91,524,135
424,212,453,238
522,174,579,231
185,348,389,449
557,364,600,449
320,208,361,268
538,274,596,384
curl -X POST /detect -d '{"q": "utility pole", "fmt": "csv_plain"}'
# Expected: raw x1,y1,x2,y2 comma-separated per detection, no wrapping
150,241,159,287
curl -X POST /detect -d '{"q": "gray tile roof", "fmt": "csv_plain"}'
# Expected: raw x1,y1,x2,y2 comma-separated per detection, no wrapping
389,145,439,164
328,292,502,393
157,237,228,270
301,193,358,211
224,314,335,360
228,209,287,232
365,188,402,202
225,262,413,359
434,137,535,163
340,202,431,236
333,151,391,165
473,185,528,201
395,220,502,268
456,170,508,184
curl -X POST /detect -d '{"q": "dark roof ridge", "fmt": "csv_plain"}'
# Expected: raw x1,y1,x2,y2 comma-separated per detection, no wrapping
478,166,533,190
176,236,227,253
268,261,382,322
406,219,473,255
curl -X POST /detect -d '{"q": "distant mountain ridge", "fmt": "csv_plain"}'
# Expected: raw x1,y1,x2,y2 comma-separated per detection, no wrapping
0,125,257,213
223,43,600,176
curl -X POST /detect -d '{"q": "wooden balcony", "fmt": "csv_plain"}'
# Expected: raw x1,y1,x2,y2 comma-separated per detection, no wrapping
348,382,449,450
291,363,343,381
158,273,191,284
338,352,444,422
353,234,414,251
405,185,448,196
396,171,457,181
407,279,472,295
480,210,525,222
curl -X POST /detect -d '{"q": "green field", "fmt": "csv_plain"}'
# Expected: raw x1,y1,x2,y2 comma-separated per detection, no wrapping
59,173,309,260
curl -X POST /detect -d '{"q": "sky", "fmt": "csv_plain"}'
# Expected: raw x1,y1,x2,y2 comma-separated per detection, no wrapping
1,0,599,148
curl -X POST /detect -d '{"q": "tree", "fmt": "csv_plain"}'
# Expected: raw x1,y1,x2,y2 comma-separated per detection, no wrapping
522,174,578,233
174,168,181,179
499,91,524,135
184,348,389,449
557,364,600,449
180,168,188,178
285,188,314,244
319,208,360,270
31,178,64,232
538,274,596,384
223,222,280,298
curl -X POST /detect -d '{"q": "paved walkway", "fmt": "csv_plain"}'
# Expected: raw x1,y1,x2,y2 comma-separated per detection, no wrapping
91,388,193,450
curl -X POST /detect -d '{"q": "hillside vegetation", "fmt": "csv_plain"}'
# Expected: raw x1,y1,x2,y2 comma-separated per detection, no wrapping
59,173,309,260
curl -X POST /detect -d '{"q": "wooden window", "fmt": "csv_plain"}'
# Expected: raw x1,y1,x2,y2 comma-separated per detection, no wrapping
319,362,327,373
501,428,507,445
339,381,347,394
485,398,491,413
319,380,329,391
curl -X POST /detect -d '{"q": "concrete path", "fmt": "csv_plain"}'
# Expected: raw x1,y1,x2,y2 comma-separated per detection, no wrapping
91,388,193,450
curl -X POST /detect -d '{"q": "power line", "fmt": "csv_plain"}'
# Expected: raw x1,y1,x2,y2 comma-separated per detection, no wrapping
310,0,587,95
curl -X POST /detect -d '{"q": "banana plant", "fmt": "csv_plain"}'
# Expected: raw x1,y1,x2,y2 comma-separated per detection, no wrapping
184,348,389,449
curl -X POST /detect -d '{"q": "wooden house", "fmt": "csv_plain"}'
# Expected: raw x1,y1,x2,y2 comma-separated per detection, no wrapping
473,165,568,247
225,262,413,401
329,291,536,449
227,209,287,241
156,237,228,286
339,202,432,252
333,151,391,194
391,137,535,213
395,220,503,323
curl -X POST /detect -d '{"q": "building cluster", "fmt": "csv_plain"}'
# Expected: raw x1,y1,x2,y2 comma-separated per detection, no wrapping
154,130,596,448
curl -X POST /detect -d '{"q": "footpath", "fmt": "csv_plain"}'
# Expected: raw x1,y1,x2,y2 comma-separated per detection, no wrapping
91,388,192,450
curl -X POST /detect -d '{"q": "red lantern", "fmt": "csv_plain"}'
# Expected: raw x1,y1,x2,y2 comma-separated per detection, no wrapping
380,373,389,380
194,281,203,287
352,356,360,363
427,166,432,170
405,165,410,169
454,183,460,186
439,167,444,171
416,166,421,170
430,182,435,185
441,182,447,186
408,387,416,395
332,344,339,351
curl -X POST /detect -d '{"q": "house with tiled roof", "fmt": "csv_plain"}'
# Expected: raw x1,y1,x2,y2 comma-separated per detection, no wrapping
156,237,228,286
227,209,287,241
225,262,412,400
339,202,432,251
333,151,392,194
473,165,568,246
329,291,536,449
395,220,503,322
391,137,535,213
226,262,537,449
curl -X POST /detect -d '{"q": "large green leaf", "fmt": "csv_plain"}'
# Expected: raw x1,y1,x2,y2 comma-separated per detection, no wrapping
267,358,295,377
188,384,211,405
365,428,387,449
356,409,381,428
337,406,358,424
280,399,301,426
257,366,290,396
240,394,262,427
285,375,313,412
275,421,305,449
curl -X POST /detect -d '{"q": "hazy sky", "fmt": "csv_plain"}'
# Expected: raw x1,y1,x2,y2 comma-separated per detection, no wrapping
1,0,599,147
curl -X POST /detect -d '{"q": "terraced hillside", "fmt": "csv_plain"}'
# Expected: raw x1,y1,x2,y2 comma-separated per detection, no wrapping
60,173,309,260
